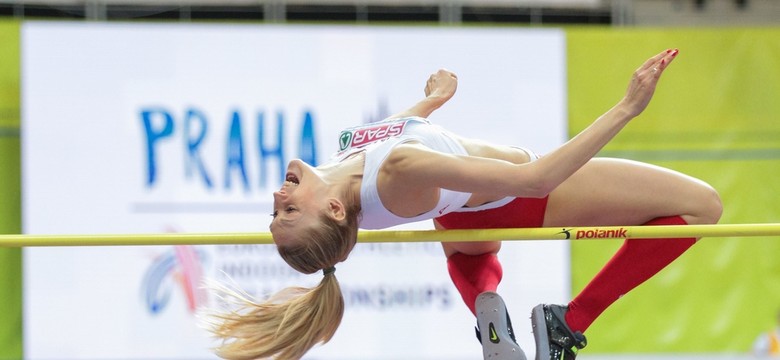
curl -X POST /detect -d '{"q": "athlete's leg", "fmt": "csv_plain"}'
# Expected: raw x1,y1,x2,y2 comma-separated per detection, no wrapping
544,158,721,228
437,196,549,314
435,143,545,315
436,198,548,360
437,228,523,359
531,158,721,360
542,157,722,332
438,222,503,315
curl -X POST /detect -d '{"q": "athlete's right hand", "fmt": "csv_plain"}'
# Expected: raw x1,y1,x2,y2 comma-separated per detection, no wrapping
424,69,458,105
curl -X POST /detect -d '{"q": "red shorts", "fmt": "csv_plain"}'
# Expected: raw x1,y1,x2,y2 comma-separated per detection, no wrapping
434,196,549,230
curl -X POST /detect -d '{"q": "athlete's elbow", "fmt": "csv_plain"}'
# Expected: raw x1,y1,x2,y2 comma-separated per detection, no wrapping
524,183,555,198
512,171,555,198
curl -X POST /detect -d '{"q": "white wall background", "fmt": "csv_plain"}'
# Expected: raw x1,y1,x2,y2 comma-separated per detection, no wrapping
22,22,568,359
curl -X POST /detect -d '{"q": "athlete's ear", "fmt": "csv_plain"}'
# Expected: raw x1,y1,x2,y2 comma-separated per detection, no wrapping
327,198,346,222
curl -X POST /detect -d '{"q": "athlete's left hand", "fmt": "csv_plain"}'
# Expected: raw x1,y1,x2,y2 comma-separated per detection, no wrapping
620,48,679,118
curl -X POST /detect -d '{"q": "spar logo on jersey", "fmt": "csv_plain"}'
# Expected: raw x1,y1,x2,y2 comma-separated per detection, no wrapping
338,120,408,151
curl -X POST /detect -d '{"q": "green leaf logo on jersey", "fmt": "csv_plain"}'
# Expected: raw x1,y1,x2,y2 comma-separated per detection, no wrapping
339,131,353,151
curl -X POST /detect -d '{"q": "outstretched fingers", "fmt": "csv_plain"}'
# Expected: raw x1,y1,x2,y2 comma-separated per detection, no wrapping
622,49,680,117
639,48,679,77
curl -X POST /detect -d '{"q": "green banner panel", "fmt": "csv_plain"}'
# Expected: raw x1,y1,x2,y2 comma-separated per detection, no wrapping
567,28,780,353
0,20,19,129
0,19,22,360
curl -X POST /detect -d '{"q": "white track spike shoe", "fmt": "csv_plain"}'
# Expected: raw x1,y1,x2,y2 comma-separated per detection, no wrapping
475,292,527,360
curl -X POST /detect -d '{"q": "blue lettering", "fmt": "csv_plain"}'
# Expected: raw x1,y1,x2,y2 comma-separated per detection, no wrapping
141,108,175,187
299,110,318,166
225,110,249,191
140,106,320,193
184,109,213,188
257,111,285,187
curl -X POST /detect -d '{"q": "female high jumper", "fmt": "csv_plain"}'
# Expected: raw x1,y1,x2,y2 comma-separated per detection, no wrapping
208,48,722,360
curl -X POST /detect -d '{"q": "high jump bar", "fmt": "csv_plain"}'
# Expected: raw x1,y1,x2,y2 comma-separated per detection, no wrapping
0,223,779,247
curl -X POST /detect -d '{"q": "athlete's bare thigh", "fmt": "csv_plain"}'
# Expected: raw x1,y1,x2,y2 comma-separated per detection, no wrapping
543,158,721,227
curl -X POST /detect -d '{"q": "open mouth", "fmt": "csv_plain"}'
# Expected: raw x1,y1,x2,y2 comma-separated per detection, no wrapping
285,173,300,186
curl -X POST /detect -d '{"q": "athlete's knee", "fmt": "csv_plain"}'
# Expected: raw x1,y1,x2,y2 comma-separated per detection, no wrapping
702,185,722,224
689,184,723,225
442,241,502,257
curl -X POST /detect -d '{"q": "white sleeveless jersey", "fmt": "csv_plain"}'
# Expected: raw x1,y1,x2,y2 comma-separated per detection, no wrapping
332,117,514,230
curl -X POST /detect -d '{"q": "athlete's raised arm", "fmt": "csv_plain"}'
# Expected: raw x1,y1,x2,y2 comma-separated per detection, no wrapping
386,49,680,199
387,69,458,120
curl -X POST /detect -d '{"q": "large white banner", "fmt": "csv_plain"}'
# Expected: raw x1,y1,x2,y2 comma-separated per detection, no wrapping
22,22,567,359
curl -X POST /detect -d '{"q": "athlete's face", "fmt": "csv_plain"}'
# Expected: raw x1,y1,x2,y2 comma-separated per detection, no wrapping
270,160,329,246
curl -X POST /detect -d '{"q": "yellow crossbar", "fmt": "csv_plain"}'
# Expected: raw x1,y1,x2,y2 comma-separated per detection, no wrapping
1,223,778,247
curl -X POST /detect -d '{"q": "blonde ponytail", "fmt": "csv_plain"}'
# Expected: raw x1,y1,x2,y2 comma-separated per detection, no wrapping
208,205,360,359
208,271,344,360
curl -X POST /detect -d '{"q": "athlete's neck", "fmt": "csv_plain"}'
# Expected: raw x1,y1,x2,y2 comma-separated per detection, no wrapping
317,152,365,204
